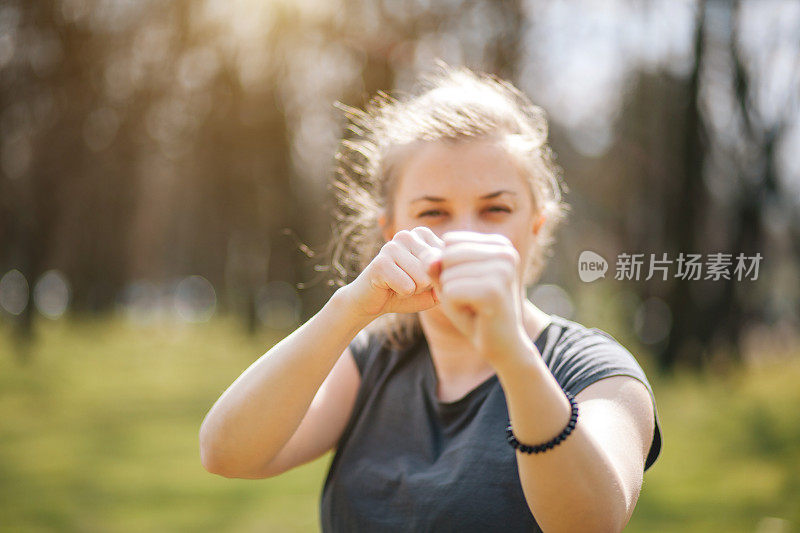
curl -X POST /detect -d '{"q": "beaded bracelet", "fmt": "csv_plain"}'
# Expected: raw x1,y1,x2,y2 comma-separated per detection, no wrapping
506,391,579,454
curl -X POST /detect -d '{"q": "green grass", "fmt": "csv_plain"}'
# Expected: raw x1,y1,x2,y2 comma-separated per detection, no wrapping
0,317,798,532
627,356,800,533
0,317,327,532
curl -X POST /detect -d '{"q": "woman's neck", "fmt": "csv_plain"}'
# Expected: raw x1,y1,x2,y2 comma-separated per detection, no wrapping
418,295,553,386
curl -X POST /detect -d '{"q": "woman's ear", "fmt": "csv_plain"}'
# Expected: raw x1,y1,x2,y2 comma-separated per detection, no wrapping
533,213,546,235
378,211,394,242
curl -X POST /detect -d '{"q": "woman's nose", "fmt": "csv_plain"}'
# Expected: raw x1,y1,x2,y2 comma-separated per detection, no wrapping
448,215,479,234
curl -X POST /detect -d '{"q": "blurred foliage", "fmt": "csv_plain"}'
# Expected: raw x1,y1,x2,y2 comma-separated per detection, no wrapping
0,317,797,532
0,2,799,362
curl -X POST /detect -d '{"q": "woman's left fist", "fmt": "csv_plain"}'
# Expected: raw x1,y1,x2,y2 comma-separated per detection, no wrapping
425,230,527,363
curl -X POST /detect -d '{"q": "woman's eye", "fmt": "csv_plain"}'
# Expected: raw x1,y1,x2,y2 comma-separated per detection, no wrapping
418,210,444,218
485,206,511,214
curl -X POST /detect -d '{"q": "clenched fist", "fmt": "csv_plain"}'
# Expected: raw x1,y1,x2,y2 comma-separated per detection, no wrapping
339,226,445,319
426,231,529,365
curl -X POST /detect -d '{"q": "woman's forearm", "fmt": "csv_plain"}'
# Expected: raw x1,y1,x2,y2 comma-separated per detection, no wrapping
493,339,628,533
199,287,372,477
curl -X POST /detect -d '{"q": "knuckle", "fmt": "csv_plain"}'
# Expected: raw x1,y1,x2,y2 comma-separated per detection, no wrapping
439,268,454,285
497,234,513,246
443,242,467,258
500,247,520,264
393,230,412,242
372,254,392,272
415,271,432,287
442,232,458,244
382,240,400,254
398,281,416,296
408,230,429,247
414,226,439,243
484,232,510,245
412,226,432,237
500,262,516,279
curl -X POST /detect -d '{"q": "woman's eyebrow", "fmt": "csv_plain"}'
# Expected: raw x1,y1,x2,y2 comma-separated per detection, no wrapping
480,190,517,200
410,195,446,204
410,190,517,203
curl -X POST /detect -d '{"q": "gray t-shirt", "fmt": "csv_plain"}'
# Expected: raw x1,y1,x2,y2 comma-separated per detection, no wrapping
320,314,662,532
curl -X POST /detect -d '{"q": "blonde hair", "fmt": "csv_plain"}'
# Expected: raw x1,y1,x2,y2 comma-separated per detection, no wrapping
327,62,569,347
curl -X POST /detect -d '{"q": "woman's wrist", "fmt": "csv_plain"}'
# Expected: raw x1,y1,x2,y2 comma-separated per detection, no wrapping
479,323,534,370
491,329,547,379
329,285,378,331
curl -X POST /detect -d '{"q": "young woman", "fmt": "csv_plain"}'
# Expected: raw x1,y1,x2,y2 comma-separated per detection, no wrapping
199,64,662,532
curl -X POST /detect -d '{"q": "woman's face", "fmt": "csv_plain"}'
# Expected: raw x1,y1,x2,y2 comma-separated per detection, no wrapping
381,138,542,283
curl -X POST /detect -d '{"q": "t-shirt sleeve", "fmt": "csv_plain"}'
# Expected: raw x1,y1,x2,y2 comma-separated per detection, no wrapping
548,326,663,471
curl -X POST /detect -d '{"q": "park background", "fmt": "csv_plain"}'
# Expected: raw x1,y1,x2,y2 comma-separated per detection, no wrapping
1,0,799,531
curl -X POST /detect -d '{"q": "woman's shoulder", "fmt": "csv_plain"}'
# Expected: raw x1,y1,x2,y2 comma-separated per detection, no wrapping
544,314,663,472
546,314,625,345
543,315,638,358
540,314,653,396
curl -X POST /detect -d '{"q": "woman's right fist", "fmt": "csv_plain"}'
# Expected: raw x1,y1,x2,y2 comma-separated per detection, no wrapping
339,226,445,319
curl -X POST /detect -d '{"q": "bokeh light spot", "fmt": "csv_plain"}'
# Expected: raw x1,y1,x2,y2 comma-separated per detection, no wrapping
0,269,29,316
33,270,71,319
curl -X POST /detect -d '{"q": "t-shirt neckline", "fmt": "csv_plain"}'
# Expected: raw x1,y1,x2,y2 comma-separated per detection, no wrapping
420,315,558,409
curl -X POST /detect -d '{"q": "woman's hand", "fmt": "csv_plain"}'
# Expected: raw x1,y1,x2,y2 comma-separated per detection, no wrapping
339,226,445,320
426,231,529,366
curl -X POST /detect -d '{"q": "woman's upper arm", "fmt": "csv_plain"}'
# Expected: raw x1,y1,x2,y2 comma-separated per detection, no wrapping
257,345,362,478
574,375,656,525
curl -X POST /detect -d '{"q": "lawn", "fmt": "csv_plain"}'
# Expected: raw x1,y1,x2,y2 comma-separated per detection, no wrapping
0,317,797,532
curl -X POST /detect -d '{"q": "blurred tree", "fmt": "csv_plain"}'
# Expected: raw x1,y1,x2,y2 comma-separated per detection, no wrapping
603,0,799,371
0,0,797,370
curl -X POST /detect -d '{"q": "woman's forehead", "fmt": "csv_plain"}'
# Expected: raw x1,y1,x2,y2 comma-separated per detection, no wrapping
394,139,527,198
